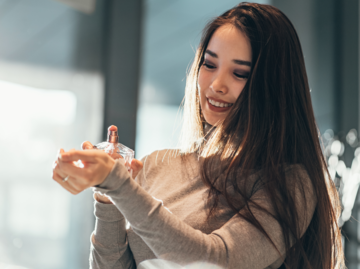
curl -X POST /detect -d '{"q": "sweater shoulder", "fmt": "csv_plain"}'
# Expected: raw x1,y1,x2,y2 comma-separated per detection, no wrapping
136,149,183,186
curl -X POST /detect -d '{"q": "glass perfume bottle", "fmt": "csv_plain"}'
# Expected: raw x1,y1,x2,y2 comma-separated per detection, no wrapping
94,125,134,172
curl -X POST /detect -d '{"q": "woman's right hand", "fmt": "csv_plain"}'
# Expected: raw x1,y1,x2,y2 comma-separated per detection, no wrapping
81,141,143,204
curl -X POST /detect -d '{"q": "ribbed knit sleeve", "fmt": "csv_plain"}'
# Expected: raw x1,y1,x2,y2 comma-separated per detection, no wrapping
90,193,136,268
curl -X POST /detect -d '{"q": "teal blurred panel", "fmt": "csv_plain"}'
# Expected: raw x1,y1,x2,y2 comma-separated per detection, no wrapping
52,0,97,13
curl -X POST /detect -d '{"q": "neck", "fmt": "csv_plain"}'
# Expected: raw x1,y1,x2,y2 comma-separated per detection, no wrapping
204,122,215,139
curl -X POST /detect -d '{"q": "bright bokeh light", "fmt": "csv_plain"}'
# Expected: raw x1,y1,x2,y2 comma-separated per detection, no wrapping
346,129,358,147
136,102,183,159
336,160,347,177
0,80,76,126
323,129,334,141
0,80,77,166
0,80,76,268
328,167,336,180
138,259,223,269
331,140,342,156
355,147,360,158
0,81,78,173
0,76,100,268
352,158,359,172
8,184,70,239
0,263,29,269
324,129,360,226
328,155,339,168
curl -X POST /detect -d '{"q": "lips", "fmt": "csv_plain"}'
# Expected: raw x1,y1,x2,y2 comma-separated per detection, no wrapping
208,98,233,108
206,98,233,112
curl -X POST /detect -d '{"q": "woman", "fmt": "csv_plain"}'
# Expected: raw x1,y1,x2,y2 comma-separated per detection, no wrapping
53,2,344,268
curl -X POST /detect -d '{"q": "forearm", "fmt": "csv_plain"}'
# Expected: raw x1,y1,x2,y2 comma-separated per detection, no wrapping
90,201,135,269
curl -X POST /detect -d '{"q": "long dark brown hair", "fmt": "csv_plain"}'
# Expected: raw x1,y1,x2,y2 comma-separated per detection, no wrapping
178,2,344,269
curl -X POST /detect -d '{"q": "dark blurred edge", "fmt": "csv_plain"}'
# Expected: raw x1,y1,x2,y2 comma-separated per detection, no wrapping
335,0,360,267
65,0,142,268
102,0,143,151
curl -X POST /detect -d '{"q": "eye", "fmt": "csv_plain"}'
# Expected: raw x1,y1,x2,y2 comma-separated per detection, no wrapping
202,60,216,70
234,73,249,79
234,70,249,80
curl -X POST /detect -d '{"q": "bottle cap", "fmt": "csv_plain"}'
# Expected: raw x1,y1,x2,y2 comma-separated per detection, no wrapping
107,125,119,143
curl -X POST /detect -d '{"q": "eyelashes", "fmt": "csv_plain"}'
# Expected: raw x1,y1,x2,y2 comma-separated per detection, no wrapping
234,72,249,79
203,61,216,69
202,60,249,80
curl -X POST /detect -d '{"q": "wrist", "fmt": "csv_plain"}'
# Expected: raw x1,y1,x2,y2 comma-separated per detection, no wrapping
96,154,116,187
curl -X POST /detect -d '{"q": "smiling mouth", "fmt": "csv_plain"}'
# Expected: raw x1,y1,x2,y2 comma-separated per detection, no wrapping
207,98,233,108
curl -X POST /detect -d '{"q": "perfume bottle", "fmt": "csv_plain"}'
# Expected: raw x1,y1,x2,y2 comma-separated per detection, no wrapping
94,125,135,172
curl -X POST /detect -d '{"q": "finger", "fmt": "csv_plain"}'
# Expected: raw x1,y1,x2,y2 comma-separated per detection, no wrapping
108,152,123,160
58,160,106,189
131,159,143,178
93,192,113,204
53,154,86,194
57,159,88,181
59,149,103,162
131,159,143,170
52,168,65,183
56,148,65,159
53,161,68,179
65,175,88,193
81,141,94,150
52,169,78,193
52,173,82,195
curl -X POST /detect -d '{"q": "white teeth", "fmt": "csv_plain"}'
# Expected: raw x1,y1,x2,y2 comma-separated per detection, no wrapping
208,98,232,108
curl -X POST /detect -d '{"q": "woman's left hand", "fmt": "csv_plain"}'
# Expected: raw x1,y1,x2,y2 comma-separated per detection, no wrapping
52,149,115,195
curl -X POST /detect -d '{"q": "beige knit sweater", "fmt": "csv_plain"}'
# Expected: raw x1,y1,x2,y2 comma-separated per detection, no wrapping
90,149,316,269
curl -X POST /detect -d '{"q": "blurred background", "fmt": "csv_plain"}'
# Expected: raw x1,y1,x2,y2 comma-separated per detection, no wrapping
0,0,358,268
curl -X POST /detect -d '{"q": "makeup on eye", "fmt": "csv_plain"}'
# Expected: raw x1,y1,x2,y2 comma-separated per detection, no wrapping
202,59,249,79
234,70,249,79
203,59,216,69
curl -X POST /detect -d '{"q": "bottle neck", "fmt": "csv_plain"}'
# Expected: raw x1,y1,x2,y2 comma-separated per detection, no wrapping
107,130,119,143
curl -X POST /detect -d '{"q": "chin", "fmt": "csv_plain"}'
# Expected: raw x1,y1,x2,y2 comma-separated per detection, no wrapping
203,110,227,126
204,117,223,127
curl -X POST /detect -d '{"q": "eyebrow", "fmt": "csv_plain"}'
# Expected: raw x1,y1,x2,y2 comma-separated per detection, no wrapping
205,49,252,67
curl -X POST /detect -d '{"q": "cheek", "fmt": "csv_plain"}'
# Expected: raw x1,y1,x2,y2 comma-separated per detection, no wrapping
232,81,246,100
198,68,210,91
197,74,204,98
198,69,210,97
197,72,208,115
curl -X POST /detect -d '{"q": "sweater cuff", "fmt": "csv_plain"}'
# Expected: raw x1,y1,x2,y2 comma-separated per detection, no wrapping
94,200,124,222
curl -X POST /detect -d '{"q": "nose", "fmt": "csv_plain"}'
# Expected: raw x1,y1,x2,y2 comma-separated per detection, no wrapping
210,70,228,94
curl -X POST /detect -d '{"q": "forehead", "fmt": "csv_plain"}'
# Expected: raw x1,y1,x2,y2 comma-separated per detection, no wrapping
207,24,252,62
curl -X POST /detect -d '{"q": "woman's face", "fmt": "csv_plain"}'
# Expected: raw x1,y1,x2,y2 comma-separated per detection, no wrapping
198,24,252,126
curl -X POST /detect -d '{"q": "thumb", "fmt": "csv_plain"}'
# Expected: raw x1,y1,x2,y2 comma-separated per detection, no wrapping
56,148,65,159
81,141,94,150
131,159,143,178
